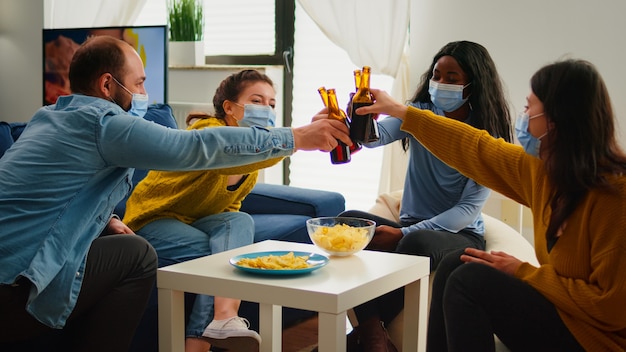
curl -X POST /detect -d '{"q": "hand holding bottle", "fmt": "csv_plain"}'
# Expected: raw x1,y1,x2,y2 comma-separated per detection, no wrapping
310,107,329,122
354,88,409,121
318,87,351,163
350,66,379,143
292,118,351,152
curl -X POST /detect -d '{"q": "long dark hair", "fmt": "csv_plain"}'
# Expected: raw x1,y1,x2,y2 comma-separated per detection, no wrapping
213,69,274,119
531,59,626,244
411,41,512,143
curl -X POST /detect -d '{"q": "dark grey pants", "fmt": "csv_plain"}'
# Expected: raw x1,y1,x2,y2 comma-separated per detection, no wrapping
427,249,584,352
0,234,157,352
340,209,485,325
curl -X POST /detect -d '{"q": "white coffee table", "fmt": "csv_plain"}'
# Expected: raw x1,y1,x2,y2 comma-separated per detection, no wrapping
157,240,430,352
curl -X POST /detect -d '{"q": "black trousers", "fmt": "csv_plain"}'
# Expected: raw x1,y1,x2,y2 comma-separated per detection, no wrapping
0,234,157,352
340,210,485,325
427,249,585,352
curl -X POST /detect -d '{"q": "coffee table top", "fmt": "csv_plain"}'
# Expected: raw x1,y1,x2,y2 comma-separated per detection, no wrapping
157,240,429,313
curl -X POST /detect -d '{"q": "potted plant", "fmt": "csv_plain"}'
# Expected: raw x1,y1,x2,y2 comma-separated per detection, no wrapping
167,0,205,66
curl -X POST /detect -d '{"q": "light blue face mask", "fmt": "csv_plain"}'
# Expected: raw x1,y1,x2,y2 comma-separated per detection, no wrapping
515,111,546,158
237,104,276,128
112,77,149,118
428,80,471,112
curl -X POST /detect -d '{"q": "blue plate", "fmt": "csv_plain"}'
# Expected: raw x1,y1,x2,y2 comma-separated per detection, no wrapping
229,251,329,275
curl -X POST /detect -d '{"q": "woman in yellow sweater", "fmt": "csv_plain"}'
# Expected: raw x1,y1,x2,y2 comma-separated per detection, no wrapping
123,70,280,352
356,59,626,351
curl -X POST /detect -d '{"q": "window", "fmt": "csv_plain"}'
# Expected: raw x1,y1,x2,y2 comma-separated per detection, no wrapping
289,3,391,211
136,0,391,210
203,0,275,56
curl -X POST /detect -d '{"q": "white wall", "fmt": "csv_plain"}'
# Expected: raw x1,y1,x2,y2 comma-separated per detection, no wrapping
409,0,626,244
410,0,626,142
0,0,44,122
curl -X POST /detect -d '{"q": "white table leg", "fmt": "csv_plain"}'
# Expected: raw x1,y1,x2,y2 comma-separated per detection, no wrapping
402,275,429,352
318,311,347,352
258,303,281,352
158,288,185,352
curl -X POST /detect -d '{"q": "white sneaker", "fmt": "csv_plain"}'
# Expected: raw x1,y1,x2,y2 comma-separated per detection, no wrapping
202,316,261,351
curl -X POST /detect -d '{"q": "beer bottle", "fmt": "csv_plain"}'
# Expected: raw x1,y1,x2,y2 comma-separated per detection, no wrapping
318,87,351,164
353,69,362,92
350,66,379,143
346,69,363,154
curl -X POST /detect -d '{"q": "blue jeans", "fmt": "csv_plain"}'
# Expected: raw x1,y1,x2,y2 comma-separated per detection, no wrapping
137,212,255,337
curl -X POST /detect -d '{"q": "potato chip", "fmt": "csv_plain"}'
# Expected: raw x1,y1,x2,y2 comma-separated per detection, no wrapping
311,223,369,252
237,252,311,270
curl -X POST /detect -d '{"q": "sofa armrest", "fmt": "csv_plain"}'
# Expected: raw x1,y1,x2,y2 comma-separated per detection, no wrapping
0,122,27,158
241,183,346,218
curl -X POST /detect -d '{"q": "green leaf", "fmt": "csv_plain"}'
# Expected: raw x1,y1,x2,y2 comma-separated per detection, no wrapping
167,0,205,41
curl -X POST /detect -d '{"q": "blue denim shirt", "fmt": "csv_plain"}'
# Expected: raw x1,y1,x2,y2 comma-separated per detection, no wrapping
0,95,295,328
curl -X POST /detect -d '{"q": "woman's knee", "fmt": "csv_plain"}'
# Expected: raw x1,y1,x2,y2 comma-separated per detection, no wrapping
445,262,496,298
194,212,254,233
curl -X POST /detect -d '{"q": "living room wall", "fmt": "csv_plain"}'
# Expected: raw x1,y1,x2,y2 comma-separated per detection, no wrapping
410,0,626,143
409,0,626,242
0,0,44,123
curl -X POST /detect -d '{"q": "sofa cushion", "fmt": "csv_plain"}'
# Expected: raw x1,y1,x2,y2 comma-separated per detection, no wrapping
0,122,27,158
252,214,312,243
0,122,13,158
242,183,346,218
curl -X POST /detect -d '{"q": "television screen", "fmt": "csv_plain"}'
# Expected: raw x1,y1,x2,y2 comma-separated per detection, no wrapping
42,25,167,106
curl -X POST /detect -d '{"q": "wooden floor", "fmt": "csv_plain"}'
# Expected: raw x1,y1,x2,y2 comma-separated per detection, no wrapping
281,314,319,352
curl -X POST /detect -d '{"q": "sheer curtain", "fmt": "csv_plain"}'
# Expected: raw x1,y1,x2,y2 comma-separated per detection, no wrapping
297,0,411,195
44,0,147,28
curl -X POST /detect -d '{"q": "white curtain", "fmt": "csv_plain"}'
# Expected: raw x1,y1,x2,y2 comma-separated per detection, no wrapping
44,0,147,28
297,0,411,194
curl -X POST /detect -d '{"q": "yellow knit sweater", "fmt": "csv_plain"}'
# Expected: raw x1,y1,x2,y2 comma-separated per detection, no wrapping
402,107,626,351
123,117,283,231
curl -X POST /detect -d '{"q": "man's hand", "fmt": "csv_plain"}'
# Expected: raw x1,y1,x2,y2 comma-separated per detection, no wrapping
460,248,523,275
310,107,329,122
366,225,403,252
103,216,135,235
292,118,351,152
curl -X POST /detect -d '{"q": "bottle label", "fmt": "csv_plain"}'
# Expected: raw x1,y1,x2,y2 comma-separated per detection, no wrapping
331,140,351,164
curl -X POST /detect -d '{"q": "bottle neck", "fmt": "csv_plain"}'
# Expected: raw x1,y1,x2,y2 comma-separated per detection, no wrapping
327,89,344,121
353,71,371,102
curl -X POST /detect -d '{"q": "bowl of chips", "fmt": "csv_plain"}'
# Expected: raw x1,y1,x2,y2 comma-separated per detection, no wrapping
306,217,376,256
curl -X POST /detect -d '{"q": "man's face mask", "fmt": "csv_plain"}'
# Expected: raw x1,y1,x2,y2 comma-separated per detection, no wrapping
428,80,471,112
112,77,149,118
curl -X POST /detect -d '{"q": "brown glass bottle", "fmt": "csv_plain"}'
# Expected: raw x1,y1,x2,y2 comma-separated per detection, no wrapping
347,69,363,154
319,87,351,164
350,66,379,143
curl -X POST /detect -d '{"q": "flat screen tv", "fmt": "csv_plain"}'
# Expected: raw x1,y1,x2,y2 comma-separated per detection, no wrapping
42,25,167,106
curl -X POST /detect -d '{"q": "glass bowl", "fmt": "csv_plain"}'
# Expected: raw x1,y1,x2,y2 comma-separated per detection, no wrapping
306,217,376,256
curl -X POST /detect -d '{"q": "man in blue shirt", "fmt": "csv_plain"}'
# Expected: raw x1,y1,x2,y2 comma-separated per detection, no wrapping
0,35,350,351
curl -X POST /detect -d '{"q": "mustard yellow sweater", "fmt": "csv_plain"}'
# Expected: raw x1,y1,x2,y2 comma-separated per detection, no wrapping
402,107,626,351
123,117,283,231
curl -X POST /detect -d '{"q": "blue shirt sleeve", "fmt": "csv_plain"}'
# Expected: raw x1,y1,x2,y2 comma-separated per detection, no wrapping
97,113,295,171
362,115,408,148
400,179,491,235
